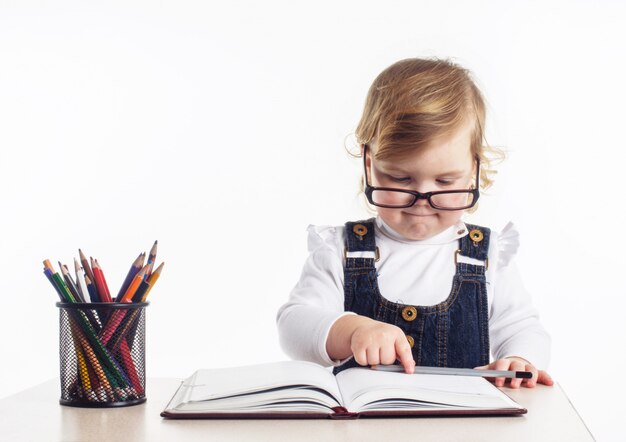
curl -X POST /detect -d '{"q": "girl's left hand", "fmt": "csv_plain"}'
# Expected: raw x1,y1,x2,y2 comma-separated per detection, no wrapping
475,357,554,389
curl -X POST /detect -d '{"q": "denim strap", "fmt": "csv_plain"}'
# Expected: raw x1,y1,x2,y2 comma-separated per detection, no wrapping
344,218,377,269
458,223,491,261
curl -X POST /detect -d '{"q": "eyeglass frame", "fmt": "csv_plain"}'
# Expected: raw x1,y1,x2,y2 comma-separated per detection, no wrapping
362,144,481,210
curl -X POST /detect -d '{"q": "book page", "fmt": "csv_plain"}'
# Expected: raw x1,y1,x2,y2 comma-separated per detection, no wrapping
336,367,521,412
166,361,343,413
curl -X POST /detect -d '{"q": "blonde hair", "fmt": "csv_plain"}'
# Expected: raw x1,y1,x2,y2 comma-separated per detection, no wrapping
354,57,503,191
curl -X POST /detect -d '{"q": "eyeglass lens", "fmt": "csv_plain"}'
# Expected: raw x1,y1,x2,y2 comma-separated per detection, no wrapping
369,189,475,209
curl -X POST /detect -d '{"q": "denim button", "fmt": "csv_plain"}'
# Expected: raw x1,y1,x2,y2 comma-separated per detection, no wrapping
469,229,484,243
406,335,415,348
401,306,417,322
353,224,368,237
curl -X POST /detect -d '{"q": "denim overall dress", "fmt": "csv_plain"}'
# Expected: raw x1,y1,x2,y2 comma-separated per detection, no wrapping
333,218,491,375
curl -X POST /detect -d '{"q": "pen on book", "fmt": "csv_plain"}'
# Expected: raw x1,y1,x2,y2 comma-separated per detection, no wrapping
370,365,533,379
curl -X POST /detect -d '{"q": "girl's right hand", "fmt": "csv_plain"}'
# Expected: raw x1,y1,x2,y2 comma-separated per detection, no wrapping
351,319,416,373
327,315,415,373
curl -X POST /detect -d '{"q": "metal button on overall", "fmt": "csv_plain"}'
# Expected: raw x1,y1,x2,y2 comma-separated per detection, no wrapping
353,224,368,238
401,306,417,322
469,229,483,243
406,335,415,348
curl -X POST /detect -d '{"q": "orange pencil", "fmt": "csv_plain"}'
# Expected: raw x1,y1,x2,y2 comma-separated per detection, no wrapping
43,260,54,272
120,265,149,303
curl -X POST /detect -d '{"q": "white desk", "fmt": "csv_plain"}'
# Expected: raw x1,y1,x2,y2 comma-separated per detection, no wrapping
0,378,594,442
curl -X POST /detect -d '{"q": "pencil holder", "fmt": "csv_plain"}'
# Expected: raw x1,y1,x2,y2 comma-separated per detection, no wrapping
57,302,149,407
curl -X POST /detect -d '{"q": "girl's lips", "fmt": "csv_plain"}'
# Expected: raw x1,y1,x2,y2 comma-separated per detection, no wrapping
404,212,436,217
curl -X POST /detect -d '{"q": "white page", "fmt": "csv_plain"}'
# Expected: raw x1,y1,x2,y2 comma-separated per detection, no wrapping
336,367,520,412
170,361,342,411
173,386,338,413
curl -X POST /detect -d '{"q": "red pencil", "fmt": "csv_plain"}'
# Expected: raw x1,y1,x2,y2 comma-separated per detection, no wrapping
91,258,112,303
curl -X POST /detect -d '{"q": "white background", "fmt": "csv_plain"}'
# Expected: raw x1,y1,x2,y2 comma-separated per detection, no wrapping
1,1,624,440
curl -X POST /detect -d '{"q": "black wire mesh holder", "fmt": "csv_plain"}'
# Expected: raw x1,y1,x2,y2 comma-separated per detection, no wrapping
57,302,149,408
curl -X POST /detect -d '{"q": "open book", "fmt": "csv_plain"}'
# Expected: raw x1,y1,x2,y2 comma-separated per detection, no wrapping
160,361,526,419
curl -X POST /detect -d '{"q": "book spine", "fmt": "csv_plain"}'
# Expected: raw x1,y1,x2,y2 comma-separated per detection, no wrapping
329,407,358,420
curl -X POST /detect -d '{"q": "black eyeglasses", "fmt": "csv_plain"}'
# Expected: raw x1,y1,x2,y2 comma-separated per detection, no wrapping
363,144,480,210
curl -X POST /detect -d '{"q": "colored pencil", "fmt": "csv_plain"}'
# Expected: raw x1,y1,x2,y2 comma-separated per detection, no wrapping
60,262,84,303
44,267,66,302
43,259,54,273
91,258,112,303
84,274,98,303
73,321,115,398
115,252,145,302
120,265,148,303
118,340,144,396
126,262,164,348
131,279,150,303
48,266,76,303
79,249,98,301
73,341,95,400
146,240,157,277
100,265,150,345
74,258,87,301
142,262,163,301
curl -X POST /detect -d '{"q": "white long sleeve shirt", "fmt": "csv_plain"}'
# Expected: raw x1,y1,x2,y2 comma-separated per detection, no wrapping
277,217,551,370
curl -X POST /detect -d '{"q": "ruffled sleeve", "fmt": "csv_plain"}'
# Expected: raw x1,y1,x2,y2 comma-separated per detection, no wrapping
488,222,551,369
496,221,520,269
307,224,340,253
276,224,354,367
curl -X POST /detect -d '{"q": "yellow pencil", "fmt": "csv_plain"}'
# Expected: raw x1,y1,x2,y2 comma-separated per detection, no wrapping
142,262,164,301
73,341,94,400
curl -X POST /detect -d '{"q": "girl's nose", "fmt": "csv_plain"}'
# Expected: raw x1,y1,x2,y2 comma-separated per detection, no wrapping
414,195,430,207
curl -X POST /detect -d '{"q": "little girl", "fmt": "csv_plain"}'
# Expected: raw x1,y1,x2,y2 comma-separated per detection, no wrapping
277,58,553,389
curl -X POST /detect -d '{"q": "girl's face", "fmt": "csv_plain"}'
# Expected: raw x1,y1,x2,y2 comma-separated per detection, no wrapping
366,122,476,241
